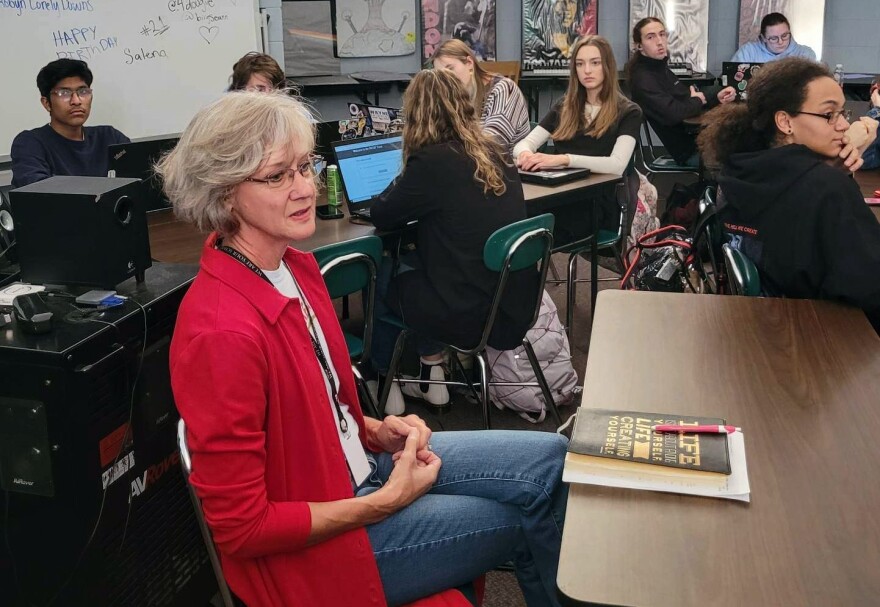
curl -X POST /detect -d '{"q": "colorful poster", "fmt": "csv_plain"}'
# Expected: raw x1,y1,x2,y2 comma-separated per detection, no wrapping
522,0,598,72
334,0,417,58
282,1,341,76
421,0,496,63
629,0,708,73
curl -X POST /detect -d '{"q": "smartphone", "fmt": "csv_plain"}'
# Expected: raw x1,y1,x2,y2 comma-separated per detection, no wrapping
316,204,344,220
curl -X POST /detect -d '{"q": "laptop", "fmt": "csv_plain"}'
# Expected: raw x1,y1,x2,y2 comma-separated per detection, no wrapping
331,133,403,220
721,62,764,101
108,137,178,212
518,167,591,186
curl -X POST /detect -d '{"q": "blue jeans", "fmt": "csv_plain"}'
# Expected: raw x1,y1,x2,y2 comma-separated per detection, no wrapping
357,430,569,607
863,139,880,171
371,254,443,373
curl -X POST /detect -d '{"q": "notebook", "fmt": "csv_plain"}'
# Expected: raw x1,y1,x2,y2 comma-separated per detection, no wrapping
518,167,590,186
721,62,764,101
331,133,403,220
108,137,178,212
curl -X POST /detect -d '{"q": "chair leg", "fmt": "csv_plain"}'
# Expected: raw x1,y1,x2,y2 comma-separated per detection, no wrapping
549,256,561,281
566,251,579,338
475,351,492,430
378,330,409,416
449,351,480,403
521,338,563,427
352,364,380,419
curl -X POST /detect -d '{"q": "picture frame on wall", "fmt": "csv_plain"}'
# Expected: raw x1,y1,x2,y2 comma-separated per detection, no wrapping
282,0,341,76
333,0,417,58
522,0,598,73
421,0,497,63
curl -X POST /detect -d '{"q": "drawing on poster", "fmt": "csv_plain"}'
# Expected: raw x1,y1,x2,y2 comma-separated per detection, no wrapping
282,1,341,76
522,0,597,72
422,0,496,62
335,0,416,57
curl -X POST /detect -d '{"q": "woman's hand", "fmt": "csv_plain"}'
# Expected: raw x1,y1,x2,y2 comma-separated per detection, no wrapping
835,136,865,173
371,414,432,454
377,429,441,511
870,88,880,109
516,152,569,171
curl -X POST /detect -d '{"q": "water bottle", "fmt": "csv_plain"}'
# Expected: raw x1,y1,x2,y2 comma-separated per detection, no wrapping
326,164,343,207
833,64,845,87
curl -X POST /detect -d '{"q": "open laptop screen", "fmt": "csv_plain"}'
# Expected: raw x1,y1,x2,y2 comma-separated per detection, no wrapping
333,134,403,204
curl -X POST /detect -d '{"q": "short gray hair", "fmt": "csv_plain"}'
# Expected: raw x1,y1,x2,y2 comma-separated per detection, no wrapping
156,90,315,236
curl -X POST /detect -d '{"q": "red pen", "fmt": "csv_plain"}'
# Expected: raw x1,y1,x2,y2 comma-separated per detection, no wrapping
652,424,740,434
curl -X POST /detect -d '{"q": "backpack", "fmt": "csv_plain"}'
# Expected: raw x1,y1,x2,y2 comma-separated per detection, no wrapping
661,182,702,231
628,170,661,249
621,225,694,292
486,291,578,423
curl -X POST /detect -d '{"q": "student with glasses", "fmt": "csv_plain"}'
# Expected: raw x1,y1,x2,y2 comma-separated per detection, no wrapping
697,58,880,333
157,90,568,607
11,59,129,188
732,12,816,63
227,51,287,92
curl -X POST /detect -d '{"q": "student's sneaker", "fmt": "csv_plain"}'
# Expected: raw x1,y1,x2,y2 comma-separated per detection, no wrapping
382,380,406,416
399,359,450,406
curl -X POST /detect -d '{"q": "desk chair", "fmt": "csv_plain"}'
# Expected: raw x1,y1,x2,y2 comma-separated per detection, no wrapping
177,420,243,607
636,121,700,181
690,186,726,294
548,178,632,340
378,214,562,429
313,235,383,419
722,244,760,296
479,60,521,85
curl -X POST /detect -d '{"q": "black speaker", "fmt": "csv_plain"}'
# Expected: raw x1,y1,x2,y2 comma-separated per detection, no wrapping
0,189,15,264
10,176,152,288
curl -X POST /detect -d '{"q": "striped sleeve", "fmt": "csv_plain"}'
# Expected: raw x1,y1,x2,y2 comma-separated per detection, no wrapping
481,77,531,153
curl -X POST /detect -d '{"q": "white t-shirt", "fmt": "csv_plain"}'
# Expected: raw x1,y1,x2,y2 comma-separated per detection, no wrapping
263,262,371,486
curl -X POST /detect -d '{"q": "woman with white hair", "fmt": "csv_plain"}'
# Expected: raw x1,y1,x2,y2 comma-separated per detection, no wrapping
157,90,568,607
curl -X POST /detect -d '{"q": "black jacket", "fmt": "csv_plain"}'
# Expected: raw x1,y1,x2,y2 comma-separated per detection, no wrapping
628,54,720,164
718,144,880,331
371,142,538,350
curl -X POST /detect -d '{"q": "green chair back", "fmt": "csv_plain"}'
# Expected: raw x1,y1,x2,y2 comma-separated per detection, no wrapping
722,244,761,297
484,213,554,272
312,235,382,299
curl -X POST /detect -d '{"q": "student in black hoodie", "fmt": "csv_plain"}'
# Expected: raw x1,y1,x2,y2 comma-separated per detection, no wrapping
697,58,880,332
627,17,735,166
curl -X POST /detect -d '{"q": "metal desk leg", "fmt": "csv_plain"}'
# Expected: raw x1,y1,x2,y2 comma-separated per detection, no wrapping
589,195,599,334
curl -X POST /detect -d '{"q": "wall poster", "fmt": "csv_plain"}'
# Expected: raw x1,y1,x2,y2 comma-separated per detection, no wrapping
421,0,497,63
282,1,341,76
522,0,598,72
334,0,417,58
629,0,708,73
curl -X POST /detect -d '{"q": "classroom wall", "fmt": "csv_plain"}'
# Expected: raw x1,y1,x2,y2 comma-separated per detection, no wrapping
282,0,879,121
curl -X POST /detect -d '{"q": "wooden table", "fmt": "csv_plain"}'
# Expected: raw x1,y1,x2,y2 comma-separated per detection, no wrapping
148,172,623,319
557,290,880,607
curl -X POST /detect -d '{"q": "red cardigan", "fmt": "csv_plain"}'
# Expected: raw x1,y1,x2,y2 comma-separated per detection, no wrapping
171,236,469,607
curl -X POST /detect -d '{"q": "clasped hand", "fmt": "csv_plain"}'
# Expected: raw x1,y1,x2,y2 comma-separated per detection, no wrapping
516,151,569,171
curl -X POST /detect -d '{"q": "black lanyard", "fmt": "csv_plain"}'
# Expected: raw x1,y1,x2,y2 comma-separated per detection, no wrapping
217,244,350,436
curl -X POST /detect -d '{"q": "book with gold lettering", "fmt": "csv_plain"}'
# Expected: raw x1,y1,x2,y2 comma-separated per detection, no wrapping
563,408,751,502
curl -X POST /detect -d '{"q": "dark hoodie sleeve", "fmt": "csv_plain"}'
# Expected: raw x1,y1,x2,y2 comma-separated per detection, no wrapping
630,68,704,126
817,180,880,325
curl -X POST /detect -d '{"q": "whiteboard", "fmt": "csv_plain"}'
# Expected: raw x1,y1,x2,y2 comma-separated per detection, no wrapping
0,0,262,159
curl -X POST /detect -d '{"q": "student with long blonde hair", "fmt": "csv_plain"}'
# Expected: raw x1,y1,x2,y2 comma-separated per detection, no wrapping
370,69,538,411
432,39,529,152
513,35,642,238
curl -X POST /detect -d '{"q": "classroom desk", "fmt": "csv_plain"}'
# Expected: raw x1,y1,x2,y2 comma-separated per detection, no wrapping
148,173,623,326
557,290,880,607
288,74,410,106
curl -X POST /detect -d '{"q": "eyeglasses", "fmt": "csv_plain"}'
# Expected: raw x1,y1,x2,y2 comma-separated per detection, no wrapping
797,109,852,125
243,155,324,188
764,32,791,44
245,84,272,93
50,87,93,99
